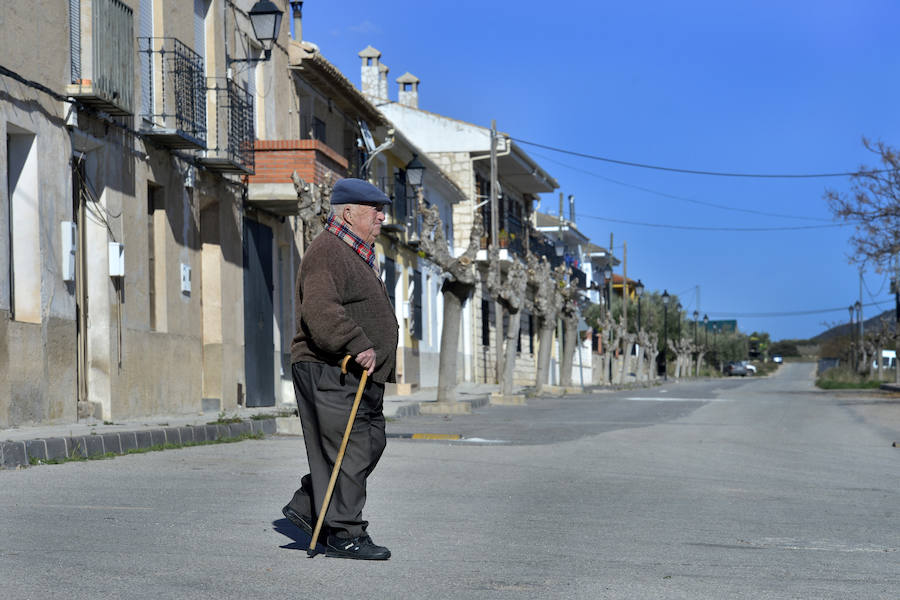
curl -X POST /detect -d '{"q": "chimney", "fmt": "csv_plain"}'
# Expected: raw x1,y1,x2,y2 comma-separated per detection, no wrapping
358,45,382,99
568,194,575,224
290,1,303,41
378,62,389,100
396,72,420,108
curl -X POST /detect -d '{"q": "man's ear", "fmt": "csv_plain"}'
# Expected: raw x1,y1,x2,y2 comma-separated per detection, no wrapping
342,205,354,224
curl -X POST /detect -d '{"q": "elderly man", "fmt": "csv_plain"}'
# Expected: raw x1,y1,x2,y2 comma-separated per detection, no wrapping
282,178,398,560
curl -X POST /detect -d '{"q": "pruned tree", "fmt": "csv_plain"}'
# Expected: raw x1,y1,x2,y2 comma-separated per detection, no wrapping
529,256,566,393
635,329,651,382
559,276,581,387
826,138,900,382
645,331,660,382
668,338,696,378
826,138,900,271
486,248,528,397
291,171,333,246
415,195,484,403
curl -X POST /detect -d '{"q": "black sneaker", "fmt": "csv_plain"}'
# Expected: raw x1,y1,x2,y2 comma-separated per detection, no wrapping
281,504,314,536
325,534,391,560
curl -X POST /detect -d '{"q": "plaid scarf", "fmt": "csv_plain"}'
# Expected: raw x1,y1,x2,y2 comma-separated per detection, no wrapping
324,214,378,273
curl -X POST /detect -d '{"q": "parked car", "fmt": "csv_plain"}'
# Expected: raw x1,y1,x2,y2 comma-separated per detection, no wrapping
741,360,757,375
724,361,748,376
772,354,783,364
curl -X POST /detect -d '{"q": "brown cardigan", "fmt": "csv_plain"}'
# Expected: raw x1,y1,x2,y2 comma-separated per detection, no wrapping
290,230,399,383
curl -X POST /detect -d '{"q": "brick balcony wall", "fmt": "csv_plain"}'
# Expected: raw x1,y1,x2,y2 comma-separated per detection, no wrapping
249,140,349,186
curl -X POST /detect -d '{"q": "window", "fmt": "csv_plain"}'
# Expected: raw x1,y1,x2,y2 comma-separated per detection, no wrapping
383,257,396,308
6,128,40,323
481,299,491,347
528,314,534,354
393,169,407,224
147,183,164,330
412,269,422,340
312,117,326,142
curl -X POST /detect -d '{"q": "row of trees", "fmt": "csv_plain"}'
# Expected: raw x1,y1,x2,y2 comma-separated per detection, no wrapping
583,292,753,382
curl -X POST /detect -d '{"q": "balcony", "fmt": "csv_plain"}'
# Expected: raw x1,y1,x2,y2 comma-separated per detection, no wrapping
66,0,134,116
198,78,255,174
137,37,206,150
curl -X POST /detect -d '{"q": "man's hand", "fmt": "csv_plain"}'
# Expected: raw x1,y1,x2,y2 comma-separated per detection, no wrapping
355,348,376,375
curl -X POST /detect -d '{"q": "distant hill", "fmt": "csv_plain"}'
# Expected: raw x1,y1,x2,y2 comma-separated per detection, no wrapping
811,309,896,343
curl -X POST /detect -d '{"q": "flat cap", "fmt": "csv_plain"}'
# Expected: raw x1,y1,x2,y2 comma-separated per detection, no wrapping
331,178,392,206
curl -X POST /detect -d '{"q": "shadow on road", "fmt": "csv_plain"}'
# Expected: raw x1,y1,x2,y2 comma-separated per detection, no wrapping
272,517,326,553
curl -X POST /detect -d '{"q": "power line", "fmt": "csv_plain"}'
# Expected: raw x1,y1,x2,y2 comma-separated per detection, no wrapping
531,150,833,223
578,214,845,232
706,299,891,318
515,137,896,179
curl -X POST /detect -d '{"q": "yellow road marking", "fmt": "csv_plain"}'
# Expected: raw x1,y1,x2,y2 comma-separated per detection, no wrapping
410,433,462,440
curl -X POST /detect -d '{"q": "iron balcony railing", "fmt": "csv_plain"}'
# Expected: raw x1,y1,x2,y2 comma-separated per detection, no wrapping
137,37,206,149
202,78,255,173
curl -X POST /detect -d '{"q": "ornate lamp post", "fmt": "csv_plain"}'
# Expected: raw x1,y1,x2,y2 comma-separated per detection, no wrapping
404,154,425,246
228,0,285,65
693,310,699,345
603,264,613,316
675,302,682,339
635,279,645,330
703,313,709,347
662,290,670,380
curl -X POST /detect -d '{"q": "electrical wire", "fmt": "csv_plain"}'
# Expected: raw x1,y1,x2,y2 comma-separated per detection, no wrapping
514,137,896,179
531,150,834,223
706,299,892,318
578,214,845,232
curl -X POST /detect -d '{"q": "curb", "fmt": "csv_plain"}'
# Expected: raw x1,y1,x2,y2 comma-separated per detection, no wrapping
0,418,277,470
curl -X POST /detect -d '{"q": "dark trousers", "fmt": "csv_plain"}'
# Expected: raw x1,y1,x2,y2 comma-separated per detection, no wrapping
287,361,386,539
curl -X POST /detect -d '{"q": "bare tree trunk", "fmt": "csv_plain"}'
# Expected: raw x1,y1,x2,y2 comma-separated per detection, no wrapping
501,309,522,395
560,315,577,387
408,191,483,406
536,320,555,393
619,334,635,384
436,280,472,403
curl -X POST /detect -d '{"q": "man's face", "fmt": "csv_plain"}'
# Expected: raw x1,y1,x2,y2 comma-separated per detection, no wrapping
344,202,387,245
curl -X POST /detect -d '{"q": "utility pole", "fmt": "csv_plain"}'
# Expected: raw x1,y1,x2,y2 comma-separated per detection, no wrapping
859,268,865,342
608,232,614,315
490,119,502,384
622,241,627,333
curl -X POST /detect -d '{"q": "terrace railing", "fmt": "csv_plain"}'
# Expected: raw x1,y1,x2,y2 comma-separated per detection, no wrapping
137,37,206,149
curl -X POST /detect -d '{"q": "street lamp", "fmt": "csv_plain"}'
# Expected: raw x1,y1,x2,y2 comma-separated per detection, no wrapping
676,302,682,339
603,264,613,316
404,154,426,246
228,0,285,65
703,313,709,348
635,279,645,330
405,153,425,188
662,290,670,380
693,310,699,345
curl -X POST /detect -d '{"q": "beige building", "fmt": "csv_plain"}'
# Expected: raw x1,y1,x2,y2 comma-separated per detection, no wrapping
0,0,304,427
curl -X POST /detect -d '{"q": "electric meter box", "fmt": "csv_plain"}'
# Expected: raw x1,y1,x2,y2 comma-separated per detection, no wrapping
108,242,125,277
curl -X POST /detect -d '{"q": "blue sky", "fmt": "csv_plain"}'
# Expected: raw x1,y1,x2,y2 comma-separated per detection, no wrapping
297,0,899,341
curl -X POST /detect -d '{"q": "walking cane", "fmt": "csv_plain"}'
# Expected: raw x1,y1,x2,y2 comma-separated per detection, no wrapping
308,354,368,557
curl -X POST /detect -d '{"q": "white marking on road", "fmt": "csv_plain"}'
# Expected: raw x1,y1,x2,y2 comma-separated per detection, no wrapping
624,397,730,402
28,504,153,511
456,438,508,444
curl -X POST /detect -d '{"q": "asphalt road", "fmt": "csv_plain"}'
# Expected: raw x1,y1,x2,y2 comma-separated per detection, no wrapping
1,363,898,599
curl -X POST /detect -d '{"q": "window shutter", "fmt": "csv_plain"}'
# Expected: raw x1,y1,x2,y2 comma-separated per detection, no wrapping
139,0,153,118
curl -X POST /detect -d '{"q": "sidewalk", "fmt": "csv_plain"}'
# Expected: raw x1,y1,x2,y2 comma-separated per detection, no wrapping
0,382,501,470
